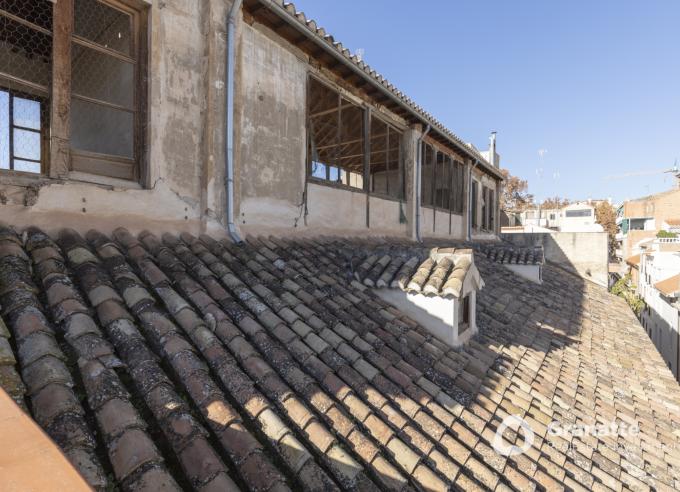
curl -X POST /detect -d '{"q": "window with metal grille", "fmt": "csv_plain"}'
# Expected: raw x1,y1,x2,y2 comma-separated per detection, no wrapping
481,185,488,230
0,1,53,174
488,189,495,231
0,0,146,181
420,142,465,215
471,181,478,227
70,0,142,180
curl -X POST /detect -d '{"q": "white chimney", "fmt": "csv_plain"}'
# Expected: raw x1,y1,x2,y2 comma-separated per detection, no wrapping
488,131,498,168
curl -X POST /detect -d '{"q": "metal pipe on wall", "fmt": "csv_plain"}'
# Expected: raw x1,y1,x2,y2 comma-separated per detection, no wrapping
468,160,480,241
415,124,431,242
225,0,243,243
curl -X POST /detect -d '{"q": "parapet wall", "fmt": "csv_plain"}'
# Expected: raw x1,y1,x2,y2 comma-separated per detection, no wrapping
501,231,609,287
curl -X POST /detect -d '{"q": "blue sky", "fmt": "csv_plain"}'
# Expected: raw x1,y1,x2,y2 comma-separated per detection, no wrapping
291,0,680,204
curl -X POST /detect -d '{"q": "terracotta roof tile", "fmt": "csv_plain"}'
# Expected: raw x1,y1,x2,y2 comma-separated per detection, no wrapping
654,274,680,297
1,226,679,490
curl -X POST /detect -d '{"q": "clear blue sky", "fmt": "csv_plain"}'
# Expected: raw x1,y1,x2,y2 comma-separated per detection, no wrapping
291,0,680,204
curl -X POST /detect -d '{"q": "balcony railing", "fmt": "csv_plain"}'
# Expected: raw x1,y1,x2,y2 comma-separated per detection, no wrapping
656,237,680,243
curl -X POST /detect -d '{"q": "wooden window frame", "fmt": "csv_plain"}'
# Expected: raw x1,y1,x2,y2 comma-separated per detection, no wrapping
67,0,148,184
420,141,465,217
0,87,50,174
368,113,404,202
0,0,149,184
306,74,366,193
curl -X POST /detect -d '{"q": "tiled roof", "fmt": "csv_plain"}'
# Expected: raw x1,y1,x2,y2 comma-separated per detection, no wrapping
254,0,503,180
351,247,477,298
479,244,545,266
1,226,680,491
655,274,680,297
626,254,641,267
664,218,680,226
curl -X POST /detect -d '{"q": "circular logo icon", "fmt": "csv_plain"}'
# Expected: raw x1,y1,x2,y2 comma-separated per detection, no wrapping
493,414,535,457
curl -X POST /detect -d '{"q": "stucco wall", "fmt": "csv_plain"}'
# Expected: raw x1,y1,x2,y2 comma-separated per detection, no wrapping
501,231,609,287
236,21,416,237
1,0,233,237
236,21,307,234
419,207,465,239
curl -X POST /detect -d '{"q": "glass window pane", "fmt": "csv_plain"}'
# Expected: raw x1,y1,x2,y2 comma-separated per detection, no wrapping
13,128,41,160
74,0,132,55
14,159,40,173
72,45,134,109
0,17,52,89
0,91,8,169
71,98,133,157
13,97,41,129
0,1,53,30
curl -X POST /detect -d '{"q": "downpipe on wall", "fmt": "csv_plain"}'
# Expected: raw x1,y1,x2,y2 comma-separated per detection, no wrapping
415,124,431,242
225,0,243,243
468,160,480,241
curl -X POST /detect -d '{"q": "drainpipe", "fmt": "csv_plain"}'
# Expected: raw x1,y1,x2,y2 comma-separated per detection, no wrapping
468,160,480,241
225,0,243,243
415,124,431,242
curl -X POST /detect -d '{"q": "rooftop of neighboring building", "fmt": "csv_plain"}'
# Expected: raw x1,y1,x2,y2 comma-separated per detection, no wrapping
654,274,680,298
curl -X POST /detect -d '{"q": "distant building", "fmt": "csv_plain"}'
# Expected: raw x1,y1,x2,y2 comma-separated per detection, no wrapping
507,199,605,233
617,188,680,262
638,250,680,381
560,202,604,232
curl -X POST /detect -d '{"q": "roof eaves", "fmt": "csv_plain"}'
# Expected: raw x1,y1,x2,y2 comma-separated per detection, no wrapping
256,0,504,181
654,274,680,297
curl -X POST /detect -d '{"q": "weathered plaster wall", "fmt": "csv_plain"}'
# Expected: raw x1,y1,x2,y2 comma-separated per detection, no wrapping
369,197,408,235
501,231,609,287
236,20,417,238
419,208,465,239
0,0,233,237
236,21,307,234
0,179,199,237
306,183,366,232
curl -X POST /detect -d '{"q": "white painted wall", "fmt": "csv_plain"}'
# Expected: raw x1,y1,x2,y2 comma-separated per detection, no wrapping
504,264,542,284
375,289,477,348
638,253,680,379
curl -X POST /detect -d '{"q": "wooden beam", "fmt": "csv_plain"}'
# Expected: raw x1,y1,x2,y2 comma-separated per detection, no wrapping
50,0,73,179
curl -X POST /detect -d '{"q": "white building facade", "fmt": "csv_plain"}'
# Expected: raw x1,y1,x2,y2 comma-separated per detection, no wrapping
638,251,680,381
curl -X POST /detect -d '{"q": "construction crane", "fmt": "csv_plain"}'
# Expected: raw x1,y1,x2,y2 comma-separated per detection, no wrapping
663,159,680,187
